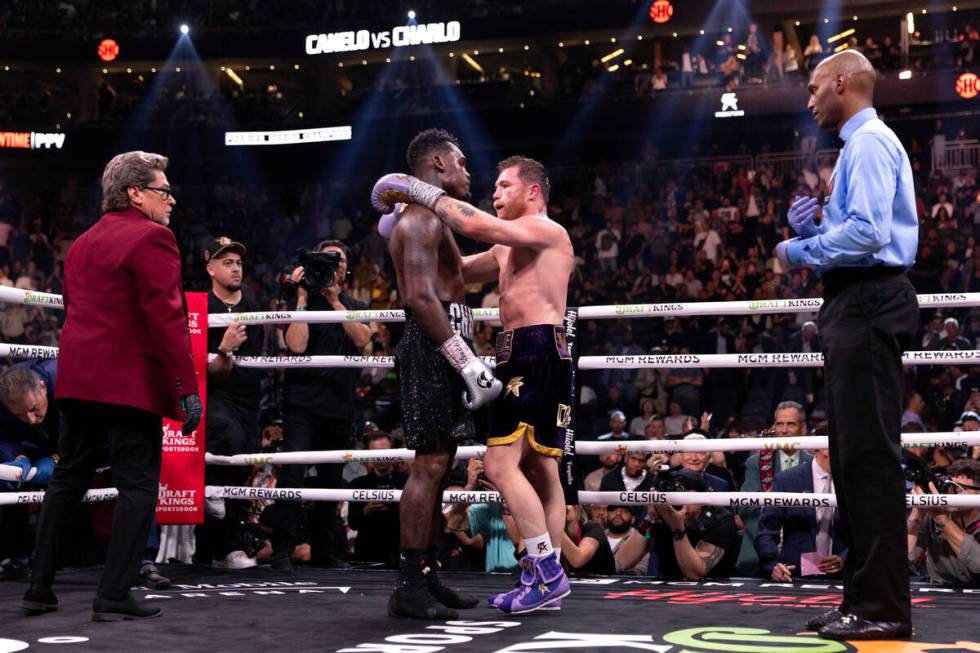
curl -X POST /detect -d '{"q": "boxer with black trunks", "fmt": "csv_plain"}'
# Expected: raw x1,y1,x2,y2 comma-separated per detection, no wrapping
382,129,502,620
372,155,574,614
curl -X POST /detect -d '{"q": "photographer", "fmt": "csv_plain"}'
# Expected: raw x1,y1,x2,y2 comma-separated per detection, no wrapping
907,458,980,586
268,240,371,571
201,237,264,569
614,470,739,580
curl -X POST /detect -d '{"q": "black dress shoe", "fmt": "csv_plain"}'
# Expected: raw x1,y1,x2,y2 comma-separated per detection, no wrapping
806,609,844,630
819,614,912,640
138,563,171,590
388,585,459,620
312,554,350,570
269,552,294,572
22,585,59,616
92,596,162,622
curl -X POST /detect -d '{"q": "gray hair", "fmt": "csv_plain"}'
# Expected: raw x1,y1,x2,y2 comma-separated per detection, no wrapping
0,368,42,406
101,151,169,213
774,400,806,423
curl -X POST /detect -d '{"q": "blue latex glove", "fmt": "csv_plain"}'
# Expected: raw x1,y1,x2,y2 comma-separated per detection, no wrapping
787,195,820,239
30,456,56,485
2,456,32,489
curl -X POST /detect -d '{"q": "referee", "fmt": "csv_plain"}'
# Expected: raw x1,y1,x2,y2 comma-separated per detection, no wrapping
775,50,918,641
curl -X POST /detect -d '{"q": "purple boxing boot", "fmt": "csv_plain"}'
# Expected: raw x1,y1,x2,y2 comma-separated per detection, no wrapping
491,552,569,614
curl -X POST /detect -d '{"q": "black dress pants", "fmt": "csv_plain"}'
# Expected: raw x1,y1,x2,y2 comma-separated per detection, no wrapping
31,399,162,601
268,406,350,561
819,267,918,624
200,394,259,560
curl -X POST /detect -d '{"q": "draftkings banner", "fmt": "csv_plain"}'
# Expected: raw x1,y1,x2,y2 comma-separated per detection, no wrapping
156,292,208,524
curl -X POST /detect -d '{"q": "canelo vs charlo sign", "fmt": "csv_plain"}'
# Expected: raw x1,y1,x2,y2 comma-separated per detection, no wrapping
306,21,461,54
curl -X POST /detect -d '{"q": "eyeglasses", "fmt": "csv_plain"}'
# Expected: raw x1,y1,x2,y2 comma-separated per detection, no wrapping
945,480,980,494
142,186,176,201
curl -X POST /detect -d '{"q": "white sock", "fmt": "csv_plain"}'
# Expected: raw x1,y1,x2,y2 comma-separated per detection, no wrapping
524,533,553,558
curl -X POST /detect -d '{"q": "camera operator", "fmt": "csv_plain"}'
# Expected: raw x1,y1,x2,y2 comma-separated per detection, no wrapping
268,240,371,571
907,458,980,586
614,470,739,580
201,237,264,569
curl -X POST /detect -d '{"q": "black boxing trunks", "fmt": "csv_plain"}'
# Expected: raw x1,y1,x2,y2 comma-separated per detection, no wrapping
396,301,475,452
488,324,573,458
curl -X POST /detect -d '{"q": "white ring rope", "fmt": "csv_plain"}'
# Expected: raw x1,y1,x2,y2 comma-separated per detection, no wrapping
4,485,977,508
4,344,976,371
578,350,980,369
202,433,980,468
2,285,977,322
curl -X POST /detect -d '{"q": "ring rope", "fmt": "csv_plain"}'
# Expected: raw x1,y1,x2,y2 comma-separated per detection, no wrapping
202,433,980,468
3,345,978,370
2,285,978,322
2,486,976,509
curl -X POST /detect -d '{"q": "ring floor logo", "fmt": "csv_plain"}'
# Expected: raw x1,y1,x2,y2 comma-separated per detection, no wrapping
336,623,980,653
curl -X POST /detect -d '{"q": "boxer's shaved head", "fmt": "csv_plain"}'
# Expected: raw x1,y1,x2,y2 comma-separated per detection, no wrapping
807,49,876,132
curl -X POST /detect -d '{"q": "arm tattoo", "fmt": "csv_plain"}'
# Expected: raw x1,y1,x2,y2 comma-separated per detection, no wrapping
456,201,476,217
697,542,725,571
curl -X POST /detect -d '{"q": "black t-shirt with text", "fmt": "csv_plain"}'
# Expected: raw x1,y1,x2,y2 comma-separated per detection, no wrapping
207,287,264,407
651,506,739,578
283,291,367,419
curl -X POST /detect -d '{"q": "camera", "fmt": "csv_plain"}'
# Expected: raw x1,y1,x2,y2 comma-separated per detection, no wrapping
651,467,706,492
279,248,342,303
903,456,953,493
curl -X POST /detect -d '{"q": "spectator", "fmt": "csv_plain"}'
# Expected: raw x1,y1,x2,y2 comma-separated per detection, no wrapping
935,318,971,350
597,410,630,441
347,431,407,566
736,401,813,575
584,452,621,492
907,458,980,586
560,504,616,575
803,35,824,71
614,470,740,580
756,444,850,581
600,451,656,521
628,398,657,437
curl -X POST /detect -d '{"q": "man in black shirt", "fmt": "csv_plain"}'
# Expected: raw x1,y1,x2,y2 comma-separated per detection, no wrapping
614,470,739,579
269,240,371,570
202,237,265,569
348,431,407,566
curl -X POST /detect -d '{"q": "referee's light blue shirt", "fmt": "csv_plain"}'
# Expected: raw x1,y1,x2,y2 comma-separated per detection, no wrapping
786,107,918,272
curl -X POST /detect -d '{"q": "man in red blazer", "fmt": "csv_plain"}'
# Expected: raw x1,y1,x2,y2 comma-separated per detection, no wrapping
22,151,201,622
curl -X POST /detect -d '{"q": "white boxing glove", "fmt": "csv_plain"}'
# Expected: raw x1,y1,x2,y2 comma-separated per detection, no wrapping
439,333,503,410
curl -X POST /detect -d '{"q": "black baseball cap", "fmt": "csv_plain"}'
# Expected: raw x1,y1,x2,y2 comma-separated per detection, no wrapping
204,236,246,262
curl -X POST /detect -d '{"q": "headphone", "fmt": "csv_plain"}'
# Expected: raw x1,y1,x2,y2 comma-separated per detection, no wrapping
316,239,354,284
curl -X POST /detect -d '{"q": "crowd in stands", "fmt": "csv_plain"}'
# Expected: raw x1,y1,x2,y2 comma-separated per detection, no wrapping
0,122,978,585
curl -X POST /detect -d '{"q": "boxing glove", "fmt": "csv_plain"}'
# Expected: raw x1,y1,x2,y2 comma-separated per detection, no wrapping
786,195,820,239
378,202,405,240
371,174,446,214
439,333,503,410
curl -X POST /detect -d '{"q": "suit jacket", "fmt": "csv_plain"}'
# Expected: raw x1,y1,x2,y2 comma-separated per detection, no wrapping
735,448,813,575
755,461,849,576
56,208,197,419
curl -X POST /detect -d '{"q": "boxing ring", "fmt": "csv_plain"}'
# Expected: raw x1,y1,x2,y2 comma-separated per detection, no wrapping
1,286,980,650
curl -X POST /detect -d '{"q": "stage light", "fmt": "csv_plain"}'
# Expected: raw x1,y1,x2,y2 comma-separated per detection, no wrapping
601,48,624,63
298,111,303,118
608,64,620,72
409,55,415,61
624,59,633,66
461,52,483,73
269,64,275,70
180,24,189,35
523,44,529,50
558,42,564,47
407,10,416,20
584,39,591,45
225,68,244,87
906,13,915,34
827,28,855,44
56,67,61,73
899,70,912,79
637,35,643,41
498,47,504,53
699,29,705,35
294,64,300,70
98,39,120,62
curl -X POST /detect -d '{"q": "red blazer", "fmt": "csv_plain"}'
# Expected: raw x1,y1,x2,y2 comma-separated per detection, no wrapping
56,208,198,419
